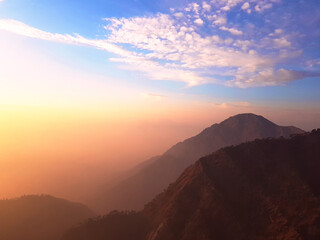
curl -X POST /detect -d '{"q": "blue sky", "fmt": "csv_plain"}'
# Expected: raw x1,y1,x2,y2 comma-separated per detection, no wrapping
0,0,320,107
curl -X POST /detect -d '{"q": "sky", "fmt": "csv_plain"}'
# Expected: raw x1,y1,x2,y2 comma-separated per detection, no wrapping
0,0,320,202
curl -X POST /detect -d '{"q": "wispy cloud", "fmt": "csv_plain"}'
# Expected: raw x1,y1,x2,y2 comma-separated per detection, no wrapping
140,93,168,102
0,19,131,56
226,69,320,88
212,101,251,109
0,0,319,88
219,26,243,35
0,19,212,86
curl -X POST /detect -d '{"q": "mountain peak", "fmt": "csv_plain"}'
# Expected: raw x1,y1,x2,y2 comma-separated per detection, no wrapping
92,113,304,212
227,112,264,118
221,113,274,125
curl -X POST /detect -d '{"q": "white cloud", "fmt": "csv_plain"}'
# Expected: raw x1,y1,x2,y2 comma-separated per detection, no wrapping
241,2,250,10
255,3,273,12
190,3,200,14
217,0,244,11
202,2,211,11
220,26,243,35
212,15,227,26
210,0,278,14
174,12,184,18
269,28,284,37
0,0,315,89
273,37,291,48
221,5,231,11
103,13,283,87
194,18,204,25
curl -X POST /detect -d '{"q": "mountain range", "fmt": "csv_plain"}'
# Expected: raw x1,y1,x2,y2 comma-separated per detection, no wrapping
62,129,320,240
93,113,304,212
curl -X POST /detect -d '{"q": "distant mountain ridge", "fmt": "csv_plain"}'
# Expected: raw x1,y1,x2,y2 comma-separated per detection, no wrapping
0,195,95,240
94,113,304,212
62,129,320,240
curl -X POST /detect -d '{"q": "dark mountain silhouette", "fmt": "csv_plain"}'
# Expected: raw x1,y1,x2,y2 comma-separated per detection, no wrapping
62,129,320,240
93,113,304,212
0,195,95,240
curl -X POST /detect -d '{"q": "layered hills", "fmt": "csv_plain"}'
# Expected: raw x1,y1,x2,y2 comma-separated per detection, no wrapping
0,195,95,240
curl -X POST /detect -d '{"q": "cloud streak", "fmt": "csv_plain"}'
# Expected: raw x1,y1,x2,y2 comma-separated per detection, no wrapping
0,19,132,56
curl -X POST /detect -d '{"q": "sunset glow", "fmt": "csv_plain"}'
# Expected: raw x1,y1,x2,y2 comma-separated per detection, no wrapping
0,0,319,205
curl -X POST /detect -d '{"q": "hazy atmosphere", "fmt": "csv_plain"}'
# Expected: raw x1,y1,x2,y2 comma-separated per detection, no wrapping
0,1,320,239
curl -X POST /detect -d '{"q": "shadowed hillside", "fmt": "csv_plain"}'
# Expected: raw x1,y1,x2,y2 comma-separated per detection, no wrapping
63,129,320,240
0,195,95,240
94,113,304,212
